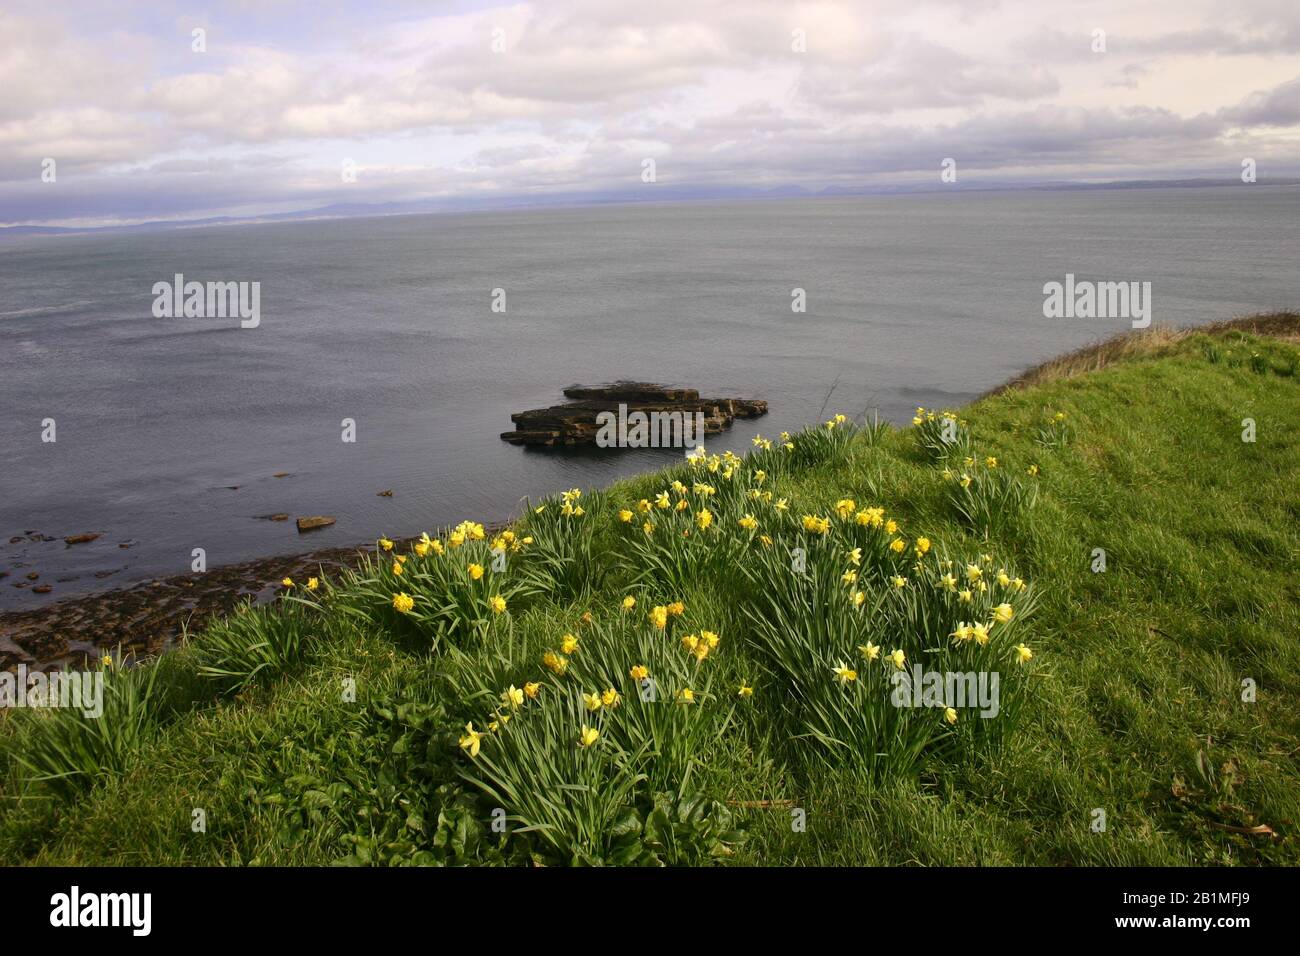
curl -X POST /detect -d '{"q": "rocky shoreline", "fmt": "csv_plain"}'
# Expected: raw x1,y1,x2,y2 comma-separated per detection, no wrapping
7,379,769,673
0,537,418,672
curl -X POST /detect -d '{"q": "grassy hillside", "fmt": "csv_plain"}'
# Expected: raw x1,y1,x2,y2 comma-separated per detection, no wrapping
2,316,1297,866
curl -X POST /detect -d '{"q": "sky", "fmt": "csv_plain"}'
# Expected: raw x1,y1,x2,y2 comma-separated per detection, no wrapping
3,0,1300,227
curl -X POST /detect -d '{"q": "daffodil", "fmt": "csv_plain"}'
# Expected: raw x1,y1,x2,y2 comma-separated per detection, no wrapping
858,641,880,661
738,513,759,531
802,514,830,534
618,509,633,523
678,688,695,703
649,605,669,630
890,575,907,588
655,491,671,509
489,594,507,614
966,564,982,582
379,538,394,552
281,577,294,588
972,622,990,646
578,725,600,748
630,664,649,681
584,691,603,712
992,603,1014,624
542,651,568,675
915,537,931,556
1014,643,1033,664
459,723,483,757
524,681,541,699
944,707,958,725
841,569,858,585
888,648,906,670
774,498,789,512
501,685,525,710
695,508,714,530
889,538,906,554
467,563,484,580
958,589,973,603
560,633,579,655
852,590,866,608
306,577,319,591
601,688,621,709
832,662,857,685
621,595,636,611
392,592,414,614
667,601,685,616
835,499,857,519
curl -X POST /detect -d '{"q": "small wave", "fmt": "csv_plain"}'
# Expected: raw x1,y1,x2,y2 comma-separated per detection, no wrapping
0,299,101,320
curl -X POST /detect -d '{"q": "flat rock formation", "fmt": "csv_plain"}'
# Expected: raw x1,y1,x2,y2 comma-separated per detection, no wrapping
296,516,336,532
501,382,767,447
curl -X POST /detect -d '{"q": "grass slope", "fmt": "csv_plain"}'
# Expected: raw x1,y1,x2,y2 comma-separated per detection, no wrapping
2,316,1297,866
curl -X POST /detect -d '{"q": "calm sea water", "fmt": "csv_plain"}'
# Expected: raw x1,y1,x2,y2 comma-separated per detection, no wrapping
3,186,1298,606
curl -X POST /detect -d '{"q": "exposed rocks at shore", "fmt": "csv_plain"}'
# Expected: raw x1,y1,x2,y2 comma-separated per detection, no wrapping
0,537,420,672
297,516,336,532
501,382,767,447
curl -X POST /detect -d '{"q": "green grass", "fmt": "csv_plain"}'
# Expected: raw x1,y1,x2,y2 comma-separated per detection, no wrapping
2,320,1298,866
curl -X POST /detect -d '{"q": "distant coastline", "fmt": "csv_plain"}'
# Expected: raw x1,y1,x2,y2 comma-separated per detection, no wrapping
5,178,1298,238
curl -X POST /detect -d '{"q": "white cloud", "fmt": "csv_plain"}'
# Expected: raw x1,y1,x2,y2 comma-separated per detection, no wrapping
2,0,1299,226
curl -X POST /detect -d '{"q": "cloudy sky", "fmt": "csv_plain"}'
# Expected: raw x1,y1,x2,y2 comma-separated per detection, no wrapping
4,0,1299,227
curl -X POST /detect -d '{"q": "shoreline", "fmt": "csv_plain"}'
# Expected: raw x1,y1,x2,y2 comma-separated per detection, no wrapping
6,312,1295,672
0,535,421,671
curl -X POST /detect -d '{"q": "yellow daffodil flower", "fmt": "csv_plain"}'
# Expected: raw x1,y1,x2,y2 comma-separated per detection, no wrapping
459,723,483,757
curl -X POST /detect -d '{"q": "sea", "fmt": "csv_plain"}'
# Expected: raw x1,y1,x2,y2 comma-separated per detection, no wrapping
2,185,1298,605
